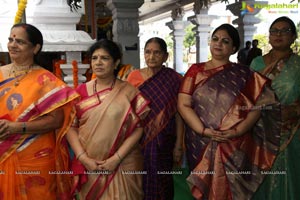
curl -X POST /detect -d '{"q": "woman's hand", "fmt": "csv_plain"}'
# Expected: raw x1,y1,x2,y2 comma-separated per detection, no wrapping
281,102,300,122
220,128,243,139
203,128,229,142
79,155,99,171
173,146,183,167
0,120,12,137
96,154,120,172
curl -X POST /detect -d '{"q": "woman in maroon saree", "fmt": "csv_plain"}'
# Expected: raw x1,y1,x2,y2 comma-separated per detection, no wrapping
178,24,281,200
127,37,184,200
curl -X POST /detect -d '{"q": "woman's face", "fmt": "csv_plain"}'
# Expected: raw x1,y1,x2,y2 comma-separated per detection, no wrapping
91,48,118,79
7,27,38,63
144,42,168,69
269,21,296,51
210,29,236,60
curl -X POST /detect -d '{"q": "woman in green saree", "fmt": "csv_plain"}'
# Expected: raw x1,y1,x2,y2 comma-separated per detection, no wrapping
251,16,300,200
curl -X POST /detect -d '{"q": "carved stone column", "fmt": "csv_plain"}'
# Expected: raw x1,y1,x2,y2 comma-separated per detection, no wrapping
166,7,189,73
60,52,89,87
107,0,144,68
227,1,267,48
188,3,218,63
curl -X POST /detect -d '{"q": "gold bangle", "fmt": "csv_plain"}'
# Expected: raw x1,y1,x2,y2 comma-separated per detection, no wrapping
201,127,206,136
233,127,238,135
76,151,86,160
116,151,122,163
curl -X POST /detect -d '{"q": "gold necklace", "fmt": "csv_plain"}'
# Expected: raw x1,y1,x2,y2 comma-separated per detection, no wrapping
93,78,116,103
9,64,33,86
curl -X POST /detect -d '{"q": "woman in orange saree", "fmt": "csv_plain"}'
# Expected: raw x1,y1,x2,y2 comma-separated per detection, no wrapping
0,23,79,199
67,39,150,200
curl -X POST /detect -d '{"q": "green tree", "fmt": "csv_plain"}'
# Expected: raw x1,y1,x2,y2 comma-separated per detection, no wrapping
184,24,196,53
165,34,173,51
164,35,174,64
292,22,300,55
253,34,270,55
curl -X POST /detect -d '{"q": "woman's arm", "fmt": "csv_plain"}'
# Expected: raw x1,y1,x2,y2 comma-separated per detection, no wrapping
0,108,64,136
221,109,261,139
178,93,226,141
96,127,144,172
173,112,184,165
66,126,99,171
177,93,205,134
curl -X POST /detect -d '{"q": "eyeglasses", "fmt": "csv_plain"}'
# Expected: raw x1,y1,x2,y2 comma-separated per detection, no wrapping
8,37,31,46
210,36,231,45
144,50,164,57
269,28,292,36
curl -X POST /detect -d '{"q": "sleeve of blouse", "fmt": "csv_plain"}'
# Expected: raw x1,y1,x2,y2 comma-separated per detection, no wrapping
179,64,199,95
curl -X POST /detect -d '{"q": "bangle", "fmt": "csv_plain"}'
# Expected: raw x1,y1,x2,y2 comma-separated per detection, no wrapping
76,151,86,160
176,148,183,151
233,127,238,135
116,151,122,163
201,127,205,136
22,122,26,134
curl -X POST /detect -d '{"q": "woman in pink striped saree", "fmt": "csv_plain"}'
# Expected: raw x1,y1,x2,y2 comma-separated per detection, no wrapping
67,39,150,200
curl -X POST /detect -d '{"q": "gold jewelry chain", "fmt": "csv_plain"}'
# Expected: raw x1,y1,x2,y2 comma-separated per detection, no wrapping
9,64,33,86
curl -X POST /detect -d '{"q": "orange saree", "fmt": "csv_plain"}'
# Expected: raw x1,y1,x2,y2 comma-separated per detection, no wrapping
0,67,79,200
73,81,149,200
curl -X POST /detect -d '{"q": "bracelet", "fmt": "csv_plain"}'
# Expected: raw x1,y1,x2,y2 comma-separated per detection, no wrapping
116,151,122,163
76,151,86,160
176,148,183,151
201,127,206,136
233,127,238,135
22,122,26,134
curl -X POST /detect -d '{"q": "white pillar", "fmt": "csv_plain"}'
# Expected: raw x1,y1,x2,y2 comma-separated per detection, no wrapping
166,21,189,73
60,52,89,87
227,1,267,48
107,0,143,68
188,13,218,63
166,7,189,74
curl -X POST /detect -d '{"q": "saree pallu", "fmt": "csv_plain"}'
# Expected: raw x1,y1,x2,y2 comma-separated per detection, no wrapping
0,68,79,200
180,63,281,200
137,67,182,200
74,81,149,200
251,54,300,200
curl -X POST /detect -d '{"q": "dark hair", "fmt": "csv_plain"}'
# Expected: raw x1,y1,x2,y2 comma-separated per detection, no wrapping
270,16,297,37
212,24,240,54
11,23,43,63
144,37,168,53
87,39,122,76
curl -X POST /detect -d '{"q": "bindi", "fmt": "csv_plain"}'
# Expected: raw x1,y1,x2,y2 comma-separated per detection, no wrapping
13,35,16,37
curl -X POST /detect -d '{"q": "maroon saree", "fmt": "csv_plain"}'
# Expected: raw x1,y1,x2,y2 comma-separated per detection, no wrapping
180,63,281,200
137,67,182,200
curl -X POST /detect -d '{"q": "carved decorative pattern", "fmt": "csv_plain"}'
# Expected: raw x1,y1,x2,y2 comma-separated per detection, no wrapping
116,19,139,33
171,7,184,20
